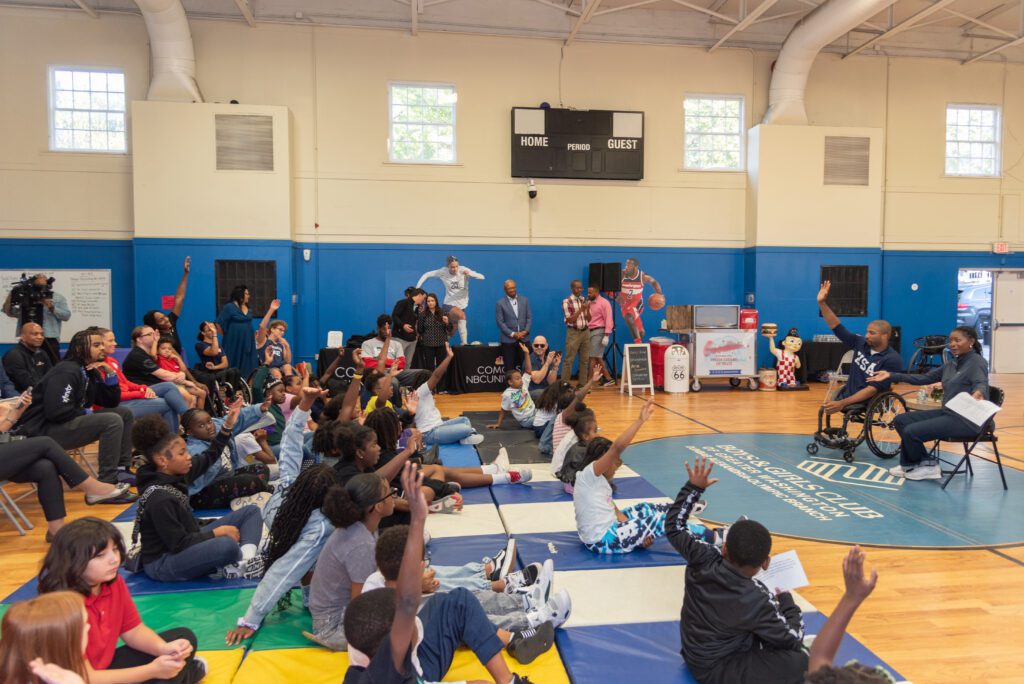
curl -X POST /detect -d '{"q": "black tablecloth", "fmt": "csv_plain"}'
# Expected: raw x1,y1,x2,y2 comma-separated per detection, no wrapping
317,345,506,394
799,341,847,382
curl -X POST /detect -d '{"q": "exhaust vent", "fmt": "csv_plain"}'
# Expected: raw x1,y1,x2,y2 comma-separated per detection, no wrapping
824,136,869,186
215,114,274,171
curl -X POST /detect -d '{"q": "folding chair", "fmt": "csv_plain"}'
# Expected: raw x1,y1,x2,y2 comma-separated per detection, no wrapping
930,386,1007,491
69,447,99,478
0,480,37,535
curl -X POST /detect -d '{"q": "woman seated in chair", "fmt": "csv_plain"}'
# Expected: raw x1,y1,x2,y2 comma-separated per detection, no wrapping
869,326,989,482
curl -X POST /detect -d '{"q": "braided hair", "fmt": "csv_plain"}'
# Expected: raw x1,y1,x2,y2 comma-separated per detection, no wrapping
264,464,342,567
62,329,98,365
364,408,401,452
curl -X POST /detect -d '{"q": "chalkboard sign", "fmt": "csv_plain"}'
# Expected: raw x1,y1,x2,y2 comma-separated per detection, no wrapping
622,343,655,395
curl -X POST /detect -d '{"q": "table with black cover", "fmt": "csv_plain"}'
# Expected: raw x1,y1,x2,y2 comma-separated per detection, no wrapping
798,341,847,382
317,345,507,394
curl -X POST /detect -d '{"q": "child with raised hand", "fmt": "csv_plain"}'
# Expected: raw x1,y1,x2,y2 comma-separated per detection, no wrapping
487,345,536,430
549,367,602,477
667,456,806,684
131,397,265,581
342,463,543,683
37,517,204,683
0,592,90,684
413,344,486,446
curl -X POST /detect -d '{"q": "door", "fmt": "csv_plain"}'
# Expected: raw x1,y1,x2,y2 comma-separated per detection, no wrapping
991,270,1024,373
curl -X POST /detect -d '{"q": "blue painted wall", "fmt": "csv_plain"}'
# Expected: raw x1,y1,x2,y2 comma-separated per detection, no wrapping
5,238,1022,371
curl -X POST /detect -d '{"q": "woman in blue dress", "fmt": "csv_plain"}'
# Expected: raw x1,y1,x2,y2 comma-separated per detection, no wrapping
216,284,258,377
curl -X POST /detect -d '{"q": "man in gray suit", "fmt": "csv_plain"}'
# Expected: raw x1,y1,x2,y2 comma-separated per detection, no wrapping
495,279,532,372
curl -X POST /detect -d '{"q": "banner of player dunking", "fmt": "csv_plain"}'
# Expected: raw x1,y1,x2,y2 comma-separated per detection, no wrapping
615,257,664,343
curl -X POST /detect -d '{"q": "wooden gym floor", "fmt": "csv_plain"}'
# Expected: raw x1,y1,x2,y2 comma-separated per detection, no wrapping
1,375,1021,683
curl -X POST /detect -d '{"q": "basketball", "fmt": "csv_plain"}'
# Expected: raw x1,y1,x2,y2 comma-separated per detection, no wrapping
647,293,665,311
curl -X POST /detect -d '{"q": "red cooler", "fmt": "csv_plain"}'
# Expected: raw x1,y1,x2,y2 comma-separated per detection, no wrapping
649,338,673,388
739,308,759,330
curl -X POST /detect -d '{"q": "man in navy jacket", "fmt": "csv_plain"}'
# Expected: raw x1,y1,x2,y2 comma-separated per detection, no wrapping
495,279,532,373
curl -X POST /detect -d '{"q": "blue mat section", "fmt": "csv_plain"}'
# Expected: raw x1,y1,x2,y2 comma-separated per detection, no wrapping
556,614,901,683
626,433,1024,548
113,503,138,522
3,569,258,604
458,486,495,505
491,477,664,505
427,533,510,568
514,531,684,570
438,443,482,468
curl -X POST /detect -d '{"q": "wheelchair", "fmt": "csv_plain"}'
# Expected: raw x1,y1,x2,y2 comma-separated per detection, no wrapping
806,352,907,463
907,334,952,374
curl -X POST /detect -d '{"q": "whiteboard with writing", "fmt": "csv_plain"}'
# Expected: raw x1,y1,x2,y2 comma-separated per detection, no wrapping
0,270,112,343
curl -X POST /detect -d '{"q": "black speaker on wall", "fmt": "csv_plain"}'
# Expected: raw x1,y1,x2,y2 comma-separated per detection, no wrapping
588,262,622,293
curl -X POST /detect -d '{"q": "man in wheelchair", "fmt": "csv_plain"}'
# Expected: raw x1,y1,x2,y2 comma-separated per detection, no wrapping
813,282,904,456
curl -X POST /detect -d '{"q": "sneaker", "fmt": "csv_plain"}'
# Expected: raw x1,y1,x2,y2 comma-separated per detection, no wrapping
525,559,554,606
493,447,511,472
460,433,485,445
508,468,533,485
485,538,517,581
438,482,462,498
507,621,555,665
601,378,616,387
904,464,941,481
190,656,208,680
889,465,906,478
85,482,137,505
219,553,266,580
230,491,273,511
422,444,441,465
428,493,463,514
527,590,572,629
692,499,707,516
504,562,541,594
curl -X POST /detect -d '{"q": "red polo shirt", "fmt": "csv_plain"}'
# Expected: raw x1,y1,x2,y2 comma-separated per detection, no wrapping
84,575,142,669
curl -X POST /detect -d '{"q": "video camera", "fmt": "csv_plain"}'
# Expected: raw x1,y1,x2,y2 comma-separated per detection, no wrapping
8,273,55,324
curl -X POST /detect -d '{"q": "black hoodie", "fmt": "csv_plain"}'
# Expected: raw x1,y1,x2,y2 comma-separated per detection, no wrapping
16,360,120,435
135,427,233,565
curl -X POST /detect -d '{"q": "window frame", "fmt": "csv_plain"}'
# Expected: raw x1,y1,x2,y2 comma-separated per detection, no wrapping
48,65,128,155
682,93,746,173
943,103,1001,178
387,80,458,165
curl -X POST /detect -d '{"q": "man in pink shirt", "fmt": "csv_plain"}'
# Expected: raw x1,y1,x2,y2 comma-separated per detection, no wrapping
586,285,616,387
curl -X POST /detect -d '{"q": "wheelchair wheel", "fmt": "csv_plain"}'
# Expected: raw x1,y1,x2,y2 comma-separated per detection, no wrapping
864,391,906,460
236,378,253,404
843,450,855,463
806,443,819,455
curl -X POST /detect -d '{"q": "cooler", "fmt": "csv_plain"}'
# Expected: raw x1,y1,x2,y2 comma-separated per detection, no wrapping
649,337,674,388
664,344,690,393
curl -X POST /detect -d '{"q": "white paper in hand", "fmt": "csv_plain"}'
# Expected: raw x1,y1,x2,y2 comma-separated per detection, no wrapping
945,392,1000,428
753,550,809,593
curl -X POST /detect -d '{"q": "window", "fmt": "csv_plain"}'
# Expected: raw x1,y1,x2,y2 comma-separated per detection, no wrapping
820,265,869,318
49,67,127,153
388,82,457,164
215,260,277,318
945,104,1000,177
683,95,744,171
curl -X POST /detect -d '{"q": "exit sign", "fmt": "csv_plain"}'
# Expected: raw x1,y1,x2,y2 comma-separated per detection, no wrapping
993,241,1011,254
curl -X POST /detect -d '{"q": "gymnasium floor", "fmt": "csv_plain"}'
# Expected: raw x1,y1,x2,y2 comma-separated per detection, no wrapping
2,376,1022,683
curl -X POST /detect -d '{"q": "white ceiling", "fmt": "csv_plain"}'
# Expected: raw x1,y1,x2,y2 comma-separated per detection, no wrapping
4,0,1024,63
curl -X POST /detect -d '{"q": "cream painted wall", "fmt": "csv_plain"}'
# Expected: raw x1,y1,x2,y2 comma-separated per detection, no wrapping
131,101,291,240
1,7,1023,250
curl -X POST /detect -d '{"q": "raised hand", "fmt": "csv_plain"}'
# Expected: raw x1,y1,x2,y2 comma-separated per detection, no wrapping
269,298,281,311
401,462,428,521
182,256,191,274
817,280,831,303
685,454,720,489
445,343,454,359
352,348,365,371
299,386,326,410
264,345,275,365
842,546,878,602
639,398,655,422
224,396,244,429
518,342,529,353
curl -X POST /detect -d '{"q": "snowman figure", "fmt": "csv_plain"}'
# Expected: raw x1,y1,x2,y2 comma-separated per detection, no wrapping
768,327,803,387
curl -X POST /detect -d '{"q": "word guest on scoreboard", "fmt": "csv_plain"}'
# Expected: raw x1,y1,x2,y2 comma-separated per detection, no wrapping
511,107,645,181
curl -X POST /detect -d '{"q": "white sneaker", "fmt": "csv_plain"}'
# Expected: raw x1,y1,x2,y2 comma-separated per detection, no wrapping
508,468,533,485
527,590,572,630
460,434,485,445
904,464,941,481
889,465,906,478
525,559,554,607
493,447,511,472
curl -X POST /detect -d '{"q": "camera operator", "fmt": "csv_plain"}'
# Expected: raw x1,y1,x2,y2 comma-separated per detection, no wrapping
2,274,71,363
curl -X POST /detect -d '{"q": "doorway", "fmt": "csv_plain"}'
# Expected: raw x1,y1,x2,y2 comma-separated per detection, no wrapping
991,269,1024,373
957,269,991,362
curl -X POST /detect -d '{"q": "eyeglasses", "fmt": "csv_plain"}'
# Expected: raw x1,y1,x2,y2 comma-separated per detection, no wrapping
374,487,400,505
533,344,547,348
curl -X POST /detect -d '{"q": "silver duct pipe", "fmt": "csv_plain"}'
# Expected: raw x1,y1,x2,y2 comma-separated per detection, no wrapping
134,0,203,102
763,0,896,124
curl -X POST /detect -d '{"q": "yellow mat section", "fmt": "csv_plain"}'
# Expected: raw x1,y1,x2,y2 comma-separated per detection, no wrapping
197,648,245,684
231,644,569,683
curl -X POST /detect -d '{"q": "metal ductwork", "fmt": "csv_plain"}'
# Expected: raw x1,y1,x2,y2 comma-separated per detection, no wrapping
763,0,896,125
134,0,203,102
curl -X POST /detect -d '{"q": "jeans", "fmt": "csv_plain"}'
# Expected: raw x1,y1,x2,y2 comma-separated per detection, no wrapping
120,398,176,431
0,436,89,521
894,408,980,466
433,561,491,592
270,430,316,464
143,505,263,582
538,419,555,455
422,416,476,445
108,627,202,684
474,589,529,632
40,408,132,484
149,382,190,426
416,587,505,681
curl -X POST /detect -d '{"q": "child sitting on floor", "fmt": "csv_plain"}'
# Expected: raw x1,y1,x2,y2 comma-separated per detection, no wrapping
0,591,91,684
533,382,573,453
487,356,536,430
131,399,265,582
38,517,205,683
412,344,485,446
363,526,571,636
341,464,547,683
666,455,806,684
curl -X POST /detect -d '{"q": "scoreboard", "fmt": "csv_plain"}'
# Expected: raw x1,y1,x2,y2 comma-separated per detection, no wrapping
511,107,644,181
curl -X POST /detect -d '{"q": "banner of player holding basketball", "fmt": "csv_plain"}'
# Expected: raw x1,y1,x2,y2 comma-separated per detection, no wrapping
616,257,664,343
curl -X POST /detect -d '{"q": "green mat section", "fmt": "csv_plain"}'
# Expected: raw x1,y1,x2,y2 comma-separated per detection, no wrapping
134,588,256,652
248,588,315,651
